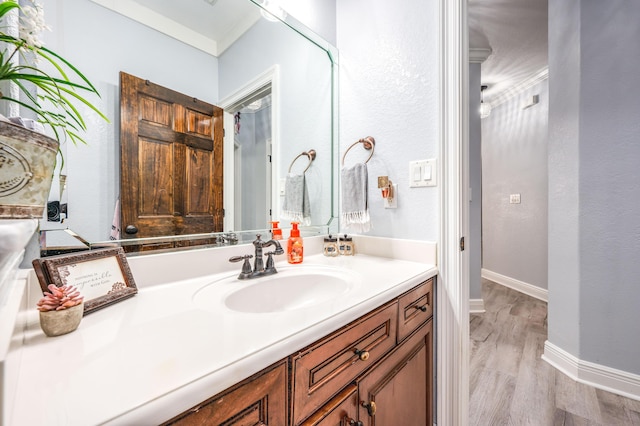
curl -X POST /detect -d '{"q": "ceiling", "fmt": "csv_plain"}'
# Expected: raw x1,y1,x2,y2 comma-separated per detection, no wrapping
468,0,548,104
91,0,260,56
96,0,548,104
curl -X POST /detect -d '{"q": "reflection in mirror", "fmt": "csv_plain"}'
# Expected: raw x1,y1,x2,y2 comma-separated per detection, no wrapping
223,88,274,232
38,0,337,254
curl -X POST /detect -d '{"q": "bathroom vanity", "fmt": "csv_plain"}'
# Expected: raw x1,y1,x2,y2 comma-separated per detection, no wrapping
2,235,437,425
165,278,433,425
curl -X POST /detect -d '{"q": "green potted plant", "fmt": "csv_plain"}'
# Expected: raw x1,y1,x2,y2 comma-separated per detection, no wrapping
37,283,84,336
0,0,107,218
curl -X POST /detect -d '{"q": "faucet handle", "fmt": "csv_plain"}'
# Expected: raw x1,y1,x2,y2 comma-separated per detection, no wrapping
229,255,253,280
264,252,277,275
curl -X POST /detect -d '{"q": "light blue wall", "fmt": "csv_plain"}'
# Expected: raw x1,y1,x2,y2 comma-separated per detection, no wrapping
548,0,640,374
482,80,549,290
469,64,482,300
236,107,271,230
336,0,439,241
41,0,218,241
218,18,333,228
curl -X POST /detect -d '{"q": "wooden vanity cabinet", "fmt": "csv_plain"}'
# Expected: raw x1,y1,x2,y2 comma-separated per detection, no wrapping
163,278,434,426
162,360,288,426
290,302,398,424
296,278,434,426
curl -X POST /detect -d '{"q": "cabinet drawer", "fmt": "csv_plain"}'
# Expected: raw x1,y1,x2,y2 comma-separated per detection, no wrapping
397,278,433,342
300,384,358,426
291,302,398,425
163,360,288,425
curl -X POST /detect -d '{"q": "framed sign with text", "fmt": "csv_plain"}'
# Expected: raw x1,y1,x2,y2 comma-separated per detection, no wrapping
32,247,137,315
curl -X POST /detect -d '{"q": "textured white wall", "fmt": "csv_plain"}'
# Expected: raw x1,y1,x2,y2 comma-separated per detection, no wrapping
549,0,640,375
280,0,336,46
482,80,549,290
336,0,439,240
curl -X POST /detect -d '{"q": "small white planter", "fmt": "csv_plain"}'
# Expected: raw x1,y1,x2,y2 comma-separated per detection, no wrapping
39,302,84,337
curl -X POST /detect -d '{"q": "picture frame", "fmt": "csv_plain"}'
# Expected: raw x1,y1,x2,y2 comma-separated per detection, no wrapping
32,247,137,315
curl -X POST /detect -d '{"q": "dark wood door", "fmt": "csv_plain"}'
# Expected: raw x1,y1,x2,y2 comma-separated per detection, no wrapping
357,320,433,426
120,72,223,243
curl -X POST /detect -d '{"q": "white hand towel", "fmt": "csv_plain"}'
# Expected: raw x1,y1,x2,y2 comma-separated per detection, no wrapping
341,163,370,232
281,174,311,225
110,198,121,240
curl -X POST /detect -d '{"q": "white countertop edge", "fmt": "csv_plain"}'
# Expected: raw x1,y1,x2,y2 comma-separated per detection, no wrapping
107,266,437,425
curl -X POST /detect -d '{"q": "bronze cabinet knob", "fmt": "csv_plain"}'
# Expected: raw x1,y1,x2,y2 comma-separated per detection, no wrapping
354,348,370,361
361,400,377,416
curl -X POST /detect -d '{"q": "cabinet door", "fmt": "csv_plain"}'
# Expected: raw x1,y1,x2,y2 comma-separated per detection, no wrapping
301,384,359,426
357,320,433,426
164,360,287,426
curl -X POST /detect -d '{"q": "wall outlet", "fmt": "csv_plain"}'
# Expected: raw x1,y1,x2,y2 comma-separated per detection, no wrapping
509,193,521,204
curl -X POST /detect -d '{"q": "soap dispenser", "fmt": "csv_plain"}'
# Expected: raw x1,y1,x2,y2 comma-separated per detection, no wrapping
287,222,304,264
270,221,282,240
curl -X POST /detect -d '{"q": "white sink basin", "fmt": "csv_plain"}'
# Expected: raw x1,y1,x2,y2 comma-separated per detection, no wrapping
193,266,358,314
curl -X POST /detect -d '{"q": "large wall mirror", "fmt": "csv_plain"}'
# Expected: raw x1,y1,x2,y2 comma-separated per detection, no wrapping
40,0,338,251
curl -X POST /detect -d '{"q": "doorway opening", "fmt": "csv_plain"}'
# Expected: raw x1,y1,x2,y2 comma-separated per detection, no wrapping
224,89,273,231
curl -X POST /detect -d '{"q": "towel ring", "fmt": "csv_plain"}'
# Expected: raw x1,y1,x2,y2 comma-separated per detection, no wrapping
342,136,375,166
288,149,317,174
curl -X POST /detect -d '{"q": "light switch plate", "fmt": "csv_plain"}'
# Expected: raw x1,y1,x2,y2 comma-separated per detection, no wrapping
409,159,437,187
510,193,521,204
279,178,286,196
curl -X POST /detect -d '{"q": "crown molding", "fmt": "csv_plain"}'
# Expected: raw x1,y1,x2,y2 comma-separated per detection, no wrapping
490,67,549,108
469,48,492,63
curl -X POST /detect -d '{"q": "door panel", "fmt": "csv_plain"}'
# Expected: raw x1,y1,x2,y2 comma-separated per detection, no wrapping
138,137,173,216
120,72,223,242
358,321,433,426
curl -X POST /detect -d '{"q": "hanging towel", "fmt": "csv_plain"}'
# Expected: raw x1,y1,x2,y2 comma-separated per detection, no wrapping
341,163,371,232
281,174,311,225
110,198,121,240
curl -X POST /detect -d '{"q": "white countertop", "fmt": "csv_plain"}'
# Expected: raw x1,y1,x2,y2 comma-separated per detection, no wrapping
9,240,436,425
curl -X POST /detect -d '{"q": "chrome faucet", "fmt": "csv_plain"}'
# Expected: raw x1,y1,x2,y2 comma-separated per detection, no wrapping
216,231,238,246
229,234,284,280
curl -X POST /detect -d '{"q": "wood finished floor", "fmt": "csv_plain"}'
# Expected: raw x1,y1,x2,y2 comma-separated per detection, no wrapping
470,279,640,425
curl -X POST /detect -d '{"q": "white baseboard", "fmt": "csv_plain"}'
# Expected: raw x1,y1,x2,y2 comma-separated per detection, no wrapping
481,269,548,302
543,341,640,402
469,299,485,314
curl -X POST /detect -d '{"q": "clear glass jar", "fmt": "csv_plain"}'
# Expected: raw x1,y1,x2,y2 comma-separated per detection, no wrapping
339,234,355,256
323,234,339,257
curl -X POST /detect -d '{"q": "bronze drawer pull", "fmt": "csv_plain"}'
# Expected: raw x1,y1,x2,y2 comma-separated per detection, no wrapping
354,348,370,361
414,305,428,312
343,416,363,426
361,400,377,416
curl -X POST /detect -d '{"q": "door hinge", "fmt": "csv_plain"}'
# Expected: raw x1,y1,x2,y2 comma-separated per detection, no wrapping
222,208,225,217
223,128,225,137
460,237,465,251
